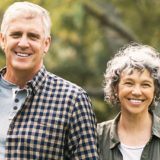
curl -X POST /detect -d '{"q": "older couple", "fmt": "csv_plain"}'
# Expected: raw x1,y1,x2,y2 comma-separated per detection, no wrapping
0,1,160,160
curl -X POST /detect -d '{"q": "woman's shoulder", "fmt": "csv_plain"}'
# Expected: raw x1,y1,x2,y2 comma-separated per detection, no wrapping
97,119,114,136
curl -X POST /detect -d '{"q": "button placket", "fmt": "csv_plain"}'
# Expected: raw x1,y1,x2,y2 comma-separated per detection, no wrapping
9,89,20,120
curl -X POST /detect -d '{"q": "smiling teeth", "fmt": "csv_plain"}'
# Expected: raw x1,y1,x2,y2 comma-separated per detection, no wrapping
16,53,29,57
130,99,143,103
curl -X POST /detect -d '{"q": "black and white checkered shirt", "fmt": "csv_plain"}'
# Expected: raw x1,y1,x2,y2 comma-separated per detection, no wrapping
1,66,98,159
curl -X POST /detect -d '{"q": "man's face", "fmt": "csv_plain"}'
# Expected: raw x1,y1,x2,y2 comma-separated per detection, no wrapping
1,15,50,75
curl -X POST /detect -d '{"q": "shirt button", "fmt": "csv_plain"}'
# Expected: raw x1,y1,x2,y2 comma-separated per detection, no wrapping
15,98,19,103
13,106,18,110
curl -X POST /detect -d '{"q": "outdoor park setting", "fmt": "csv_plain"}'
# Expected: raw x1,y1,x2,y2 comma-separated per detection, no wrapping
0,0,160,122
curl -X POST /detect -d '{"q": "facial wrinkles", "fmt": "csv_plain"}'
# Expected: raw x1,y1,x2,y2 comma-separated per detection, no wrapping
118,69,154,105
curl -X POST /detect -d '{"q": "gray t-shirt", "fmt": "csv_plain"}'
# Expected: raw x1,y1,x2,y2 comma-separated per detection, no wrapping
0,76,27,159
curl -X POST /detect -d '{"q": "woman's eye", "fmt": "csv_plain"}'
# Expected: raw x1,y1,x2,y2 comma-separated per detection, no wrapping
142,83,150,87
125,82,133,85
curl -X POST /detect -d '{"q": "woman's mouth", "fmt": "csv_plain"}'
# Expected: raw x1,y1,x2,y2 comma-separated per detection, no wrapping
128,98,145,104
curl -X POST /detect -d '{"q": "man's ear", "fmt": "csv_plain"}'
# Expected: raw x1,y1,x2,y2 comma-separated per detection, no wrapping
0,33,5,50
44,36,51,54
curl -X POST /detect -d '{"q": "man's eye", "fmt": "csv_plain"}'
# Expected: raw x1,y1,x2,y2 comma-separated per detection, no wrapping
30,35,36,39
10,33,21,38
29,34,39,40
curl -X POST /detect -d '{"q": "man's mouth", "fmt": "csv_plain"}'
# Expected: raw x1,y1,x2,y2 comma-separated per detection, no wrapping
15,52,30,57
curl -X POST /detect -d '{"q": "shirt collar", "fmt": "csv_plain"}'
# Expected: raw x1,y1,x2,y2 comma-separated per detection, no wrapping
26,65,47,94
0,67,6,76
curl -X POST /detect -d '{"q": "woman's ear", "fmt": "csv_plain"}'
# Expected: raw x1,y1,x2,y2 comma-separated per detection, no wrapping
113,87,118,96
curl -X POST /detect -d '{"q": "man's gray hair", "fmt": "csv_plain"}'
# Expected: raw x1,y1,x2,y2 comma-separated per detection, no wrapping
1,1,51,39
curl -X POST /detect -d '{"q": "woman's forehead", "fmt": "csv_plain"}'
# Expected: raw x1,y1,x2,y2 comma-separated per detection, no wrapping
120,68,153,80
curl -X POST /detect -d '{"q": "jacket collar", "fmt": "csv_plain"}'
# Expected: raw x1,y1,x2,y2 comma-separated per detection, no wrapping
109,112,121,149
152,111,160,138
109,110,160,149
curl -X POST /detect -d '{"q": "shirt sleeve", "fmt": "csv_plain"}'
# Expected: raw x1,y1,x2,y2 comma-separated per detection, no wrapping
67,91,99,159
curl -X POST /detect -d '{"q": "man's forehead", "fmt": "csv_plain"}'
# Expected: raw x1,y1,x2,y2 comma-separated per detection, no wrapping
5,16,44,37
9,12,41,22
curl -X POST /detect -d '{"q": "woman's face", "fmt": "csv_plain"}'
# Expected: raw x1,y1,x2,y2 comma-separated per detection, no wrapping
117,69,155,115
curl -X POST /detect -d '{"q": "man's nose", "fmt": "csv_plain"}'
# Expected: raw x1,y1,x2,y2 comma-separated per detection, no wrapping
18,35,29,48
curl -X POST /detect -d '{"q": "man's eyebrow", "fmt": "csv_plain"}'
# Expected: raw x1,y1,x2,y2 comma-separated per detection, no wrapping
10,31,22,35
28,32,41,38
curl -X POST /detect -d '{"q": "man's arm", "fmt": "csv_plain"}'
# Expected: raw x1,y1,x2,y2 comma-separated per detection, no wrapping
67,91,99,159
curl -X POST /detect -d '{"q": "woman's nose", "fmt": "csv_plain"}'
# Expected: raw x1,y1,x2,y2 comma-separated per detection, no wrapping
132,85,142,95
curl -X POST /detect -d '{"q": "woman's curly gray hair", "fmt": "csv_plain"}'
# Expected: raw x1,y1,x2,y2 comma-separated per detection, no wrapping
104,43,160,108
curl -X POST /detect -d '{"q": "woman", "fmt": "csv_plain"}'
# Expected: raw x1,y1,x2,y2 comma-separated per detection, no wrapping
98,43,160,160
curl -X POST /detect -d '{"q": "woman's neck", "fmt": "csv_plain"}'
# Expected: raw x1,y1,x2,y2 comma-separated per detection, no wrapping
117,111,152,146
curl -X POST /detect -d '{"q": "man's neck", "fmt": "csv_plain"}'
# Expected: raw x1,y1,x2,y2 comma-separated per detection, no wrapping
3,69,37,89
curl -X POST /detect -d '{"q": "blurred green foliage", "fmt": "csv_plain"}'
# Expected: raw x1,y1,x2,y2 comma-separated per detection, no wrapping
0,0,160,122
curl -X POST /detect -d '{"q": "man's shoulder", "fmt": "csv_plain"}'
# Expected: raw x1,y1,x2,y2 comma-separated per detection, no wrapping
45,71,86,94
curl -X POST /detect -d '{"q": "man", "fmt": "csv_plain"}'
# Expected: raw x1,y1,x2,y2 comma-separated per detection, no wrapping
0,2,98,159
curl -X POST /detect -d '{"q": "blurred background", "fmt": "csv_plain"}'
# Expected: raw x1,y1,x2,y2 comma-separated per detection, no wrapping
0,0,160,122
